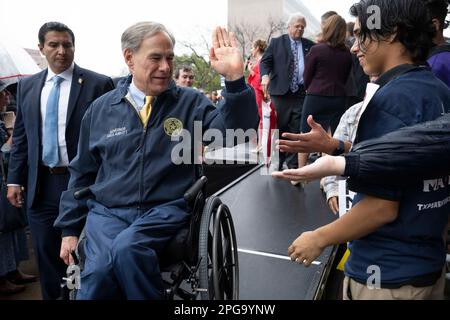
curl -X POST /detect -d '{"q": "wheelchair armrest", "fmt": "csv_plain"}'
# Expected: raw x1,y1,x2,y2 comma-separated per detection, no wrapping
74,187,93,200
72,228,87,272
184,176,208,203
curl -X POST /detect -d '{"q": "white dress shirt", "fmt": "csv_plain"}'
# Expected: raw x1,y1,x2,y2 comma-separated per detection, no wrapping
128,80,147,111
40,63,74,167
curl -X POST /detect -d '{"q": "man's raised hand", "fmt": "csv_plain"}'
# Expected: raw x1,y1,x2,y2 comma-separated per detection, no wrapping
210,27,244,82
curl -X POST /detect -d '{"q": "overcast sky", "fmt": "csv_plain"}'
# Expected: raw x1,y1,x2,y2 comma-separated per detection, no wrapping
1,0,448,76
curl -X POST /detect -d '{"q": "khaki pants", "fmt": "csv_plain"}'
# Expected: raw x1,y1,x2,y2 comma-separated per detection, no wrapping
343,271,446,300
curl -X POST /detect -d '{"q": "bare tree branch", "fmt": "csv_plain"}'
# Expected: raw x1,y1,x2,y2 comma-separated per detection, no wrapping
229,17,286,60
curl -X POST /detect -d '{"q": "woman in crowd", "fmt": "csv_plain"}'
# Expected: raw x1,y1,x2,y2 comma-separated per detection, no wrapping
298,14,352,169
247,39,277,160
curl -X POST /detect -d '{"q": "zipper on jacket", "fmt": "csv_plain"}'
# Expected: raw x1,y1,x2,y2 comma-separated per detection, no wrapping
124,99,149,209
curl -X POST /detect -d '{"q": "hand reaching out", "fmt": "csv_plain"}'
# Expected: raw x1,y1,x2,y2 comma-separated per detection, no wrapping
271,155,346,183
277,115,334,154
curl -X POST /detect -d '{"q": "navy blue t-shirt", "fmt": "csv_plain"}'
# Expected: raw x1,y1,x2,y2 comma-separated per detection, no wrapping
345,65,450,287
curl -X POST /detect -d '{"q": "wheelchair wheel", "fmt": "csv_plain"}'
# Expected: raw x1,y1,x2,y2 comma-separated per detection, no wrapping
198,196,239,300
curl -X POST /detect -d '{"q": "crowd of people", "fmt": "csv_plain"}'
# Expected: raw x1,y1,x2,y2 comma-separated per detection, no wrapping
0,87,37,295
0,0,449,300
273,0,450,300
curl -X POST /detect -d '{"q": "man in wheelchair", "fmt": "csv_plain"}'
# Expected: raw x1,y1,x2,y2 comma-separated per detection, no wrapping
54,21,258,300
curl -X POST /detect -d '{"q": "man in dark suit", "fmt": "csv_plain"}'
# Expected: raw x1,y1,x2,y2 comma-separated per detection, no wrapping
6,22,114,299
260,13,314,171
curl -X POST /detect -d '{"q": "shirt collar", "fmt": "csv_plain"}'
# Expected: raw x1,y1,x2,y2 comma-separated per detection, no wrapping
129,80,146,107
375,64,420,88
289,37,302,46
46,63,74,82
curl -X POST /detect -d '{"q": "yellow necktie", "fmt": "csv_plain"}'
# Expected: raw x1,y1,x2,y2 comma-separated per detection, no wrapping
140,96,153,126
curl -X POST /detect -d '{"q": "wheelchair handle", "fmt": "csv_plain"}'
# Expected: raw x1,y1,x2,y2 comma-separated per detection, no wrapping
70,251,79,265
184,176,208,203
73,187,93,200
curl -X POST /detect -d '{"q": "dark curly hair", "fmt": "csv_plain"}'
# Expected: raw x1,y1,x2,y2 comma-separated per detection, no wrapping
350,0,436,63
422,0,449,30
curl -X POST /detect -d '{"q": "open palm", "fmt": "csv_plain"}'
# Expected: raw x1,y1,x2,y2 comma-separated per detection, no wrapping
210,27,244,81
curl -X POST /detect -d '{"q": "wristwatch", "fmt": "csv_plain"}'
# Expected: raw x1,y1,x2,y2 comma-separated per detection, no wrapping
332,139,345,156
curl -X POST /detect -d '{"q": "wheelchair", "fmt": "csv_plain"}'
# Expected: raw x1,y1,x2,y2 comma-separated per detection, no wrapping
63,176,239,300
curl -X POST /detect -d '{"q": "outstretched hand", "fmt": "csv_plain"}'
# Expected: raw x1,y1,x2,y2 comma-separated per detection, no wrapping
210,27,244,82
271,155,346,183
277,115,333,154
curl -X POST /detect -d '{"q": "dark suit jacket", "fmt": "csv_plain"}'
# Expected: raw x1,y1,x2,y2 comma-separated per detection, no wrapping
259,34,315,96
7,64,114,208
303,43,352,96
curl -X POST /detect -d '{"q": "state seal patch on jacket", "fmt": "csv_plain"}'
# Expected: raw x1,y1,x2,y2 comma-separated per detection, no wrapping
164,118,183,137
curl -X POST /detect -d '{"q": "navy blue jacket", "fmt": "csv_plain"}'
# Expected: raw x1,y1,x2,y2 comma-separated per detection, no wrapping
346,66,450,287
259,34,315,96
55,76,258,237
7,65,114,208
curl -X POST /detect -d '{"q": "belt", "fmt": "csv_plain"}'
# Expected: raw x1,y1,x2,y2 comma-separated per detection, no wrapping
40,165,69,174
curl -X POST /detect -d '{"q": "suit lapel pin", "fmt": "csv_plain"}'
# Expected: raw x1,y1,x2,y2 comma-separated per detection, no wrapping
78,77,83,85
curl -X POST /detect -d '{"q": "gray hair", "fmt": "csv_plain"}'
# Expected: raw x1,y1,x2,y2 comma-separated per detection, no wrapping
121,21,176,52
287,13,306,26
